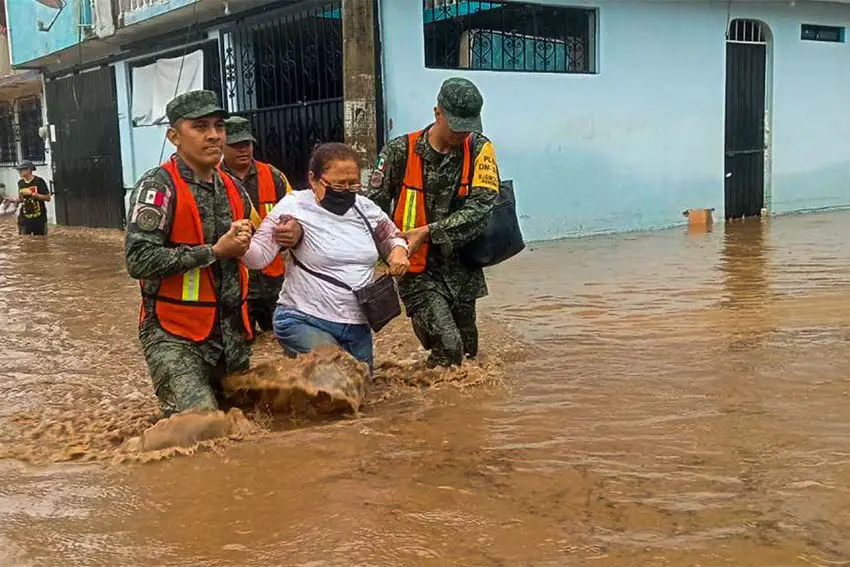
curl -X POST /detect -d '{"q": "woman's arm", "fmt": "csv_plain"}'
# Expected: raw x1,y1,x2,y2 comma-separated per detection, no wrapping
243,195,300,269
373,210,408,259
242,213,281,270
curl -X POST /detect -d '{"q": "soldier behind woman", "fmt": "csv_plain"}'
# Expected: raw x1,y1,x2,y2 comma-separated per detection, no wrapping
125,90,255,417
220,116,294,336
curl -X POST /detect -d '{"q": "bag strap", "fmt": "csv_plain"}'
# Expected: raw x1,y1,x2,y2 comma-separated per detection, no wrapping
290,203,386,290
352,204,386,263
289,252,353,291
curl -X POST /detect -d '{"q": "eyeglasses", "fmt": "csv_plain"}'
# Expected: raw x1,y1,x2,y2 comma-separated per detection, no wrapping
320,177,362,193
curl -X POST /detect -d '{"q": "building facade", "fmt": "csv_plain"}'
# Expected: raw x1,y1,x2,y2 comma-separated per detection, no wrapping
382,0,850,241
0,2,51,223
5,0,849,240
5,0,353,229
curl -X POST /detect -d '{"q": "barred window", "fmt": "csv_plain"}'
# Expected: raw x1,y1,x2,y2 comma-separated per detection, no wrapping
18,97,45,164
424,0,597,74
0,102,16,166
801,24,845,43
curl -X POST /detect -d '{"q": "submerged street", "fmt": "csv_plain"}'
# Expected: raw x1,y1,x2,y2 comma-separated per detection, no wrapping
2,211,850,566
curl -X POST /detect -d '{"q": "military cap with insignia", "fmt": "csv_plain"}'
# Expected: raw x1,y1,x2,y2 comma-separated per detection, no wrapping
166,90,229,125
224,116,257,145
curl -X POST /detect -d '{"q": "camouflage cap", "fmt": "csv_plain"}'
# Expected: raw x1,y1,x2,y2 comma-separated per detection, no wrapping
165,90,228,124
437,77,483,133
224,116,257,145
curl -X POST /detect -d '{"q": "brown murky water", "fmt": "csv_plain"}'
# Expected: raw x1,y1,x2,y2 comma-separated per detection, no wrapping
2,211,850,566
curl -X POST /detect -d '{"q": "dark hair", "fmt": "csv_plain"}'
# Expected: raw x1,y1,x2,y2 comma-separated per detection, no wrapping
308,142,361,177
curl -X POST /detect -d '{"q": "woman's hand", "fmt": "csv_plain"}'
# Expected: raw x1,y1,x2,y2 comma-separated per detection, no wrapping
387,246,410,277
274,215,303,249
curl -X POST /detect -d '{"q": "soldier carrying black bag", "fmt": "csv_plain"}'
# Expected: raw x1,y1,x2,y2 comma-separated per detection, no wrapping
365,77,524,368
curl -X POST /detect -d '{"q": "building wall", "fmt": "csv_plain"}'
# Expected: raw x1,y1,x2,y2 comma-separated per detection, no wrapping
748,2,850,215
6,0,90,66
113,31,220,214
379,0,850,241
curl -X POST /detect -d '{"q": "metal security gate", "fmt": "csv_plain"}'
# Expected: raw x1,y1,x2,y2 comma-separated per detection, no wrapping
45,67,124,228
724,19,768,220
220,2,343,187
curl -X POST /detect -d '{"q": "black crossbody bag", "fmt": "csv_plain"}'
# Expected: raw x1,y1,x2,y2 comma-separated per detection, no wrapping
289,205,402,333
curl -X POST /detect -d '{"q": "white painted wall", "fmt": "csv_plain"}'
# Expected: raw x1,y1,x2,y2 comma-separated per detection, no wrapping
380,0,850,241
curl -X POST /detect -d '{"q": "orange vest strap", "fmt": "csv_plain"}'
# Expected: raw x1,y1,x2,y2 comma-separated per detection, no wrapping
458,136,473,197
255,161,277,206
403,130,425,191
162,157,206,244
250,161,286,278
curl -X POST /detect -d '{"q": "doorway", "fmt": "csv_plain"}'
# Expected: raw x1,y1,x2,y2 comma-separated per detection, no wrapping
724,19,770,220
45,67,125,228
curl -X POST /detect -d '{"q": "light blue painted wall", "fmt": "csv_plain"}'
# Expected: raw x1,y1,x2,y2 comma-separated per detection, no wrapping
123,0,198,26
738,2,850,215
7,0,90,65
379,0,850,241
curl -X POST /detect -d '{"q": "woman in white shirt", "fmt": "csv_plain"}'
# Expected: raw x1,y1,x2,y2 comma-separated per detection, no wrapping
243,143,409,369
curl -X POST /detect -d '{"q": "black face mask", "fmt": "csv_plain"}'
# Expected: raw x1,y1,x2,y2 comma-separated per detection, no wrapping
320,188,356,216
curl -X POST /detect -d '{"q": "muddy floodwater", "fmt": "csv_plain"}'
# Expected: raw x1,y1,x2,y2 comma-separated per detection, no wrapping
2,211,850,566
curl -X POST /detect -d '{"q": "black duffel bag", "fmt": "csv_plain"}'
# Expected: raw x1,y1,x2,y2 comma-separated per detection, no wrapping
461,180,525,268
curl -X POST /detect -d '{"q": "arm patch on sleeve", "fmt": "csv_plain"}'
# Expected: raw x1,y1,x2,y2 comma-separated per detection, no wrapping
471,141,500,192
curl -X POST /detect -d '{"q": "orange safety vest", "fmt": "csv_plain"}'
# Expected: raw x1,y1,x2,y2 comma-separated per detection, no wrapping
140,157,253,342
393,130,472,273
254,161,286,278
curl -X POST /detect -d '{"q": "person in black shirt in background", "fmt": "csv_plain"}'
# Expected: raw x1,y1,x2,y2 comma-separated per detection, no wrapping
17,160,50,235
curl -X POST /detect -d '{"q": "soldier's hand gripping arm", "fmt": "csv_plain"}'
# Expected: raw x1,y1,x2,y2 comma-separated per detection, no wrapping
125,173,218,280
428,137,500,255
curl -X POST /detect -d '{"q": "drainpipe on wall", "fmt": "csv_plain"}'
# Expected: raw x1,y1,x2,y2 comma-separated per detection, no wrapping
341,0,378,179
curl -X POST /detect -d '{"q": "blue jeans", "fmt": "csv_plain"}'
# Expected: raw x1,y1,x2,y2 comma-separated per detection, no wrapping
273,306,374,370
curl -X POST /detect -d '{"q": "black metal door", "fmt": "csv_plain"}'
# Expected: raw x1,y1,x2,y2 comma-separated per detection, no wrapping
724,41,766,220
45,67,124,228
221,2,343,187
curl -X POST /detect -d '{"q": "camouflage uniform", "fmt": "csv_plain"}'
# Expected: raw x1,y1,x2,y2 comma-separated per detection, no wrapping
124,91,253,417
365,78,499,367
221,116,294,333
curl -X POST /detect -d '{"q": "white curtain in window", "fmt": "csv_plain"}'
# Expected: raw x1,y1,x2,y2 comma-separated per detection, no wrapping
132,49,205,127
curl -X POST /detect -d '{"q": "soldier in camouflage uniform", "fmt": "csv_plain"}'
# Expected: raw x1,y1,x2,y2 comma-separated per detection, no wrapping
125,90,255,417
365,78,500,368
220,116,294,335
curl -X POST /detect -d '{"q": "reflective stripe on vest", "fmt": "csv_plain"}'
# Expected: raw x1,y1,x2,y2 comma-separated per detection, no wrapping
182,267,201,302
255,161,286,278
393,130,473,274
139,157,253,342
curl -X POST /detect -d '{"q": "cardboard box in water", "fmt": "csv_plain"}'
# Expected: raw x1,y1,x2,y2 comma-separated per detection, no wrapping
686,208,714,226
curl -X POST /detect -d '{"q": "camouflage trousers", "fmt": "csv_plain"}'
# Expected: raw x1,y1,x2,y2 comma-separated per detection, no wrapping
248,272,285,334
144,343,235,417
407,290,478,368
248,296,278,334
